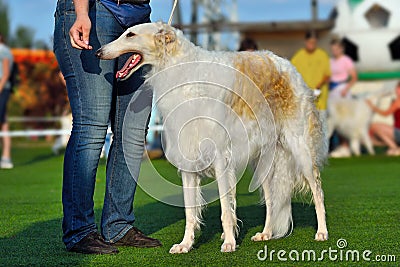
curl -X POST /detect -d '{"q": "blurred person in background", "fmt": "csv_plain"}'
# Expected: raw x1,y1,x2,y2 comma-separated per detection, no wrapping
328,38,357,99
0,33,14,169
366,81,400,156
291,30,331,121
328,38,358,157
238,38,258,52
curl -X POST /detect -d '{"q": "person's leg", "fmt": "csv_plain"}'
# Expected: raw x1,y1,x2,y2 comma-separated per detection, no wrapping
369,133,386,147
101,64,153,242
91,0,155,243
370,123,398,150
394,128,400,147
54,0,118,250
102,67,160,246
0,88,12,167
1,123,11,158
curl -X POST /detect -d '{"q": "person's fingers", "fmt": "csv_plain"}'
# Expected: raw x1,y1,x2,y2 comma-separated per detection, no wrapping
69,28,85,49
81,25,92,50
69,33,82,50
69,22,92,50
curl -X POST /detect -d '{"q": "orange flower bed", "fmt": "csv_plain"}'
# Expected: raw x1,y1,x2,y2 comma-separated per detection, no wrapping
9,49,69,128
11,49,58,67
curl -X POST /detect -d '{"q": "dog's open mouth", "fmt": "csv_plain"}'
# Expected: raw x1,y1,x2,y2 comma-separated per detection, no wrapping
116,53,142,79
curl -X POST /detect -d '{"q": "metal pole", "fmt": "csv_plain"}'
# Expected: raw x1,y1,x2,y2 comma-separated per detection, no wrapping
172,0,182,26
312,0,318,21
190,0,198,44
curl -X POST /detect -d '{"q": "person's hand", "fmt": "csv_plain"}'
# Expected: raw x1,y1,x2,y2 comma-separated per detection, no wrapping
69,14,93,50
340,87,349,97
313,89,321,97
365,99,373,107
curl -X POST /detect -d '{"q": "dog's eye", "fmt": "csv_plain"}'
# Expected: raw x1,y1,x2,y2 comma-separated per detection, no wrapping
126,32,136,38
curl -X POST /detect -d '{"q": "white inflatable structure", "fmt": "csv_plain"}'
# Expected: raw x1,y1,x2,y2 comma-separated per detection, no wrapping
332,0,400,77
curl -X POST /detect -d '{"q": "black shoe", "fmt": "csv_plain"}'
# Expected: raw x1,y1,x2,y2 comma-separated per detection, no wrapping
68,232,119,254
114,227,162,248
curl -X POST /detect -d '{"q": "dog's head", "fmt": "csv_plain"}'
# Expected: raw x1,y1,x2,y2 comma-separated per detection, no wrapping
96,22,178,80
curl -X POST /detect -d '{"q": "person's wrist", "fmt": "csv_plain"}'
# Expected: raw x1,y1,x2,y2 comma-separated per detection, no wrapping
76,12,90,21
74,1,89,16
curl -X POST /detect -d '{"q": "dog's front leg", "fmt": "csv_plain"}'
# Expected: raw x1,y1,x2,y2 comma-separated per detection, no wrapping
169,172,202,254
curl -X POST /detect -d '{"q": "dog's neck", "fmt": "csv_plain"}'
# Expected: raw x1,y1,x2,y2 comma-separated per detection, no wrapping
152,32,209,73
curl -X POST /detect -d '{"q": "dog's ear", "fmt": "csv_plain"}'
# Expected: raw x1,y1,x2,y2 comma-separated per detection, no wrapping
155,28,177,53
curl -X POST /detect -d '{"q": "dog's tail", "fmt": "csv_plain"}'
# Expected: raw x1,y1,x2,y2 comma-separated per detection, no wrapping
262,149,295,239
308,106,328,169
269,185,293,239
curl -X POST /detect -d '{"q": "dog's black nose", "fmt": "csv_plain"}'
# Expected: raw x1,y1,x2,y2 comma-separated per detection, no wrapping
95,49,103,58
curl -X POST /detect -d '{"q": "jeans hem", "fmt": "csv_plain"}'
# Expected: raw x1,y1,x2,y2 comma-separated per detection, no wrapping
65,229,97,250
107,224,133,243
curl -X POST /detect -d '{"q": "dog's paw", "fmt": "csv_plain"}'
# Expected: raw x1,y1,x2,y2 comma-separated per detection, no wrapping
169,243,191,254
251,232,272,241
315,232,328,241
221,242,236,253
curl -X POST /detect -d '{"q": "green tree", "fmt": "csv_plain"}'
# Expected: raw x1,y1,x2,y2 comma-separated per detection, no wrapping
0,0,10,40
34,39,50,50
10,26,35,48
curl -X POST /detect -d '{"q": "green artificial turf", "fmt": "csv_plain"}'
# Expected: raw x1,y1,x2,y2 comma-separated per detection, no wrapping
0,142,399,266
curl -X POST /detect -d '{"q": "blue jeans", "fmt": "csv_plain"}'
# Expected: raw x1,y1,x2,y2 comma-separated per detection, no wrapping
0,88,11,124
54,0,152,249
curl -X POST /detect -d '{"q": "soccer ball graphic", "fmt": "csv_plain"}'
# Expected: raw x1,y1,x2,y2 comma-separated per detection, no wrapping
332,0,400,74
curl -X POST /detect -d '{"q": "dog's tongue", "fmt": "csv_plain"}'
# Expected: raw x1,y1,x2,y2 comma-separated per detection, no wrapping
116,53,142,79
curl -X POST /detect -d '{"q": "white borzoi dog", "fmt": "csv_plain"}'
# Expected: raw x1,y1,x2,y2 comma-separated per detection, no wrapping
327,84,396,157
97,22,328,253
327,98,375,157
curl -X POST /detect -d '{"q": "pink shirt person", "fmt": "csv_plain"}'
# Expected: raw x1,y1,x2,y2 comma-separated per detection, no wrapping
329,39,357,100
330,55,354,83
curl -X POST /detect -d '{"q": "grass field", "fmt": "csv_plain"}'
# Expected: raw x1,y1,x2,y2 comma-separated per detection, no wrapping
0,142,399,266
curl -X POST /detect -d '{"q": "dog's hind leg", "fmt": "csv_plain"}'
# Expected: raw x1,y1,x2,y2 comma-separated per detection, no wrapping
169,172,203,254
286,130,328,241
361,129,375,155
349,138,361,156
215,159,238,252
306,167,328,241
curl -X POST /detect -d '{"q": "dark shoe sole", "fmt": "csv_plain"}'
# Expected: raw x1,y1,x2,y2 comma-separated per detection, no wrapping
67,232,119,255
68,247,119,254
113,227,162,248
114,242,162,248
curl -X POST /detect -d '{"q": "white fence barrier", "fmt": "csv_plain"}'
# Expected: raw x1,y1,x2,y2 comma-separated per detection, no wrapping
0,117,163,137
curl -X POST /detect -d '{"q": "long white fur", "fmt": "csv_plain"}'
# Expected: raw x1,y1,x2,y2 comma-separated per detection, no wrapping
328,87,396,156
328,99,375,156
97,22,329,253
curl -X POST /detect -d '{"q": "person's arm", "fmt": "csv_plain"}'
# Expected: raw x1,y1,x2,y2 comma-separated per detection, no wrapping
316,52,331,89
0,57,10,93
366,99,400,117
315,75,330,89
69,0,93,50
